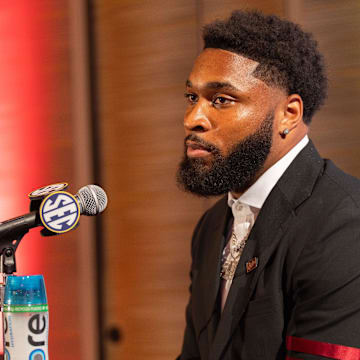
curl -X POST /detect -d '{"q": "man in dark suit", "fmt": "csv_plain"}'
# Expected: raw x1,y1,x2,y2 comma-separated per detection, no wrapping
176,10,360,360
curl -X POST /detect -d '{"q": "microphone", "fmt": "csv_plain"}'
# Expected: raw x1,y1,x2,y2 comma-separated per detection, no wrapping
75,184,108,216
0,184,108,241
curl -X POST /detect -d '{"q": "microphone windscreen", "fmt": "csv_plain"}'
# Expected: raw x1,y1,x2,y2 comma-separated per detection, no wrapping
76,185,108,216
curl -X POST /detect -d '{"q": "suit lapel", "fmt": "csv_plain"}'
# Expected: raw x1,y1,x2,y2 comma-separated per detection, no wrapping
192,197,231,338
209,140,324,360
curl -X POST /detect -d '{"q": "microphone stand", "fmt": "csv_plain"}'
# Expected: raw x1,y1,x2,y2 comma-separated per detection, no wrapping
0,228,29,360
0,183,95,359
0,194,59,360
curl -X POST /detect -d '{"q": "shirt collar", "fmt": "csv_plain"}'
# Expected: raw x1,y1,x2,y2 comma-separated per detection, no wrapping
228,135,309,210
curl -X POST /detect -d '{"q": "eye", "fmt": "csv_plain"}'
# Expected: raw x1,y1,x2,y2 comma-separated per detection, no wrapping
212,96,234,106
184,92,198,104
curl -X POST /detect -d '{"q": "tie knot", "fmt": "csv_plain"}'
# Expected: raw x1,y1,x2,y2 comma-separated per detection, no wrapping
232,201,253,220
231,202,254,236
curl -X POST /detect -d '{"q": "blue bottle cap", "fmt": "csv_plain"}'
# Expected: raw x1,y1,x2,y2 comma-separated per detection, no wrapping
4,275,47,305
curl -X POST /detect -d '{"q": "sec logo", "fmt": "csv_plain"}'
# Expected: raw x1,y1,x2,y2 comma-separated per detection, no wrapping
39,191,80,233
29,183,68,199
29,349,45,360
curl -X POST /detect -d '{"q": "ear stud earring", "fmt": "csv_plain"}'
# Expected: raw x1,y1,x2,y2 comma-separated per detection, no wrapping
283,128,290,135
281,128,290,138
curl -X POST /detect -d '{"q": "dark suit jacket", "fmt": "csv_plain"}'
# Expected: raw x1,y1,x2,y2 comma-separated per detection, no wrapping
178,141,360,360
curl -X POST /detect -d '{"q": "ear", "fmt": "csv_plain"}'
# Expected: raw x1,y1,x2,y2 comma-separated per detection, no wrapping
279,94,303,135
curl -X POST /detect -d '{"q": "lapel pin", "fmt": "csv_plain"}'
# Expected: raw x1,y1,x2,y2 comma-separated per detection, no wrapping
246,257,258,274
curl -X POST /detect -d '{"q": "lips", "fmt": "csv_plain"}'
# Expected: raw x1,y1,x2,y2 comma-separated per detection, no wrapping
186,140,212,158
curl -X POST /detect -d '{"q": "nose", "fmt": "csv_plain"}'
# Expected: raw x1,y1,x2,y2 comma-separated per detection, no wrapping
184,101,211,134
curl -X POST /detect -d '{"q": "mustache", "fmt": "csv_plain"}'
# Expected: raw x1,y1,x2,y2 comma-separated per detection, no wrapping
184,134,219,154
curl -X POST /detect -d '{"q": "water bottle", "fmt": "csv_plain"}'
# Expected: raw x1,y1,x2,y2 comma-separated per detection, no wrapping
3,275,49,359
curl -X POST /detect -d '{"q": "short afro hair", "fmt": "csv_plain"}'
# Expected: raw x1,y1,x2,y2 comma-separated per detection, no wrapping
203,10,328,124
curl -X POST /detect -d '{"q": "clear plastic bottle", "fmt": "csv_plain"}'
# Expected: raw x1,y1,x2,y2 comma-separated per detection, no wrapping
3,275,49,360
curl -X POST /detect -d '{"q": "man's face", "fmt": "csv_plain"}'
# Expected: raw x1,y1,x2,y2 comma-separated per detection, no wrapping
177,48,285,196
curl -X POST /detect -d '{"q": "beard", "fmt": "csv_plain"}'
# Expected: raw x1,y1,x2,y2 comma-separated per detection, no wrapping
176,112,273,197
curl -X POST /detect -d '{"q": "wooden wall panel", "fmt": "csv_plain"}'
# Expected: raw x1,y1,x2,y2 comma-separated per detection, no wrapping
199,0,284,24
94,2,201,359
286,0,360,176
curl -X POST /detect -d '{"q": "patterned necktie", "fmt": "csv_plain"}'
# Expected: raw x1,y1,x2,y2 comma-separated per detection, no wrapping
220,202,255,281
